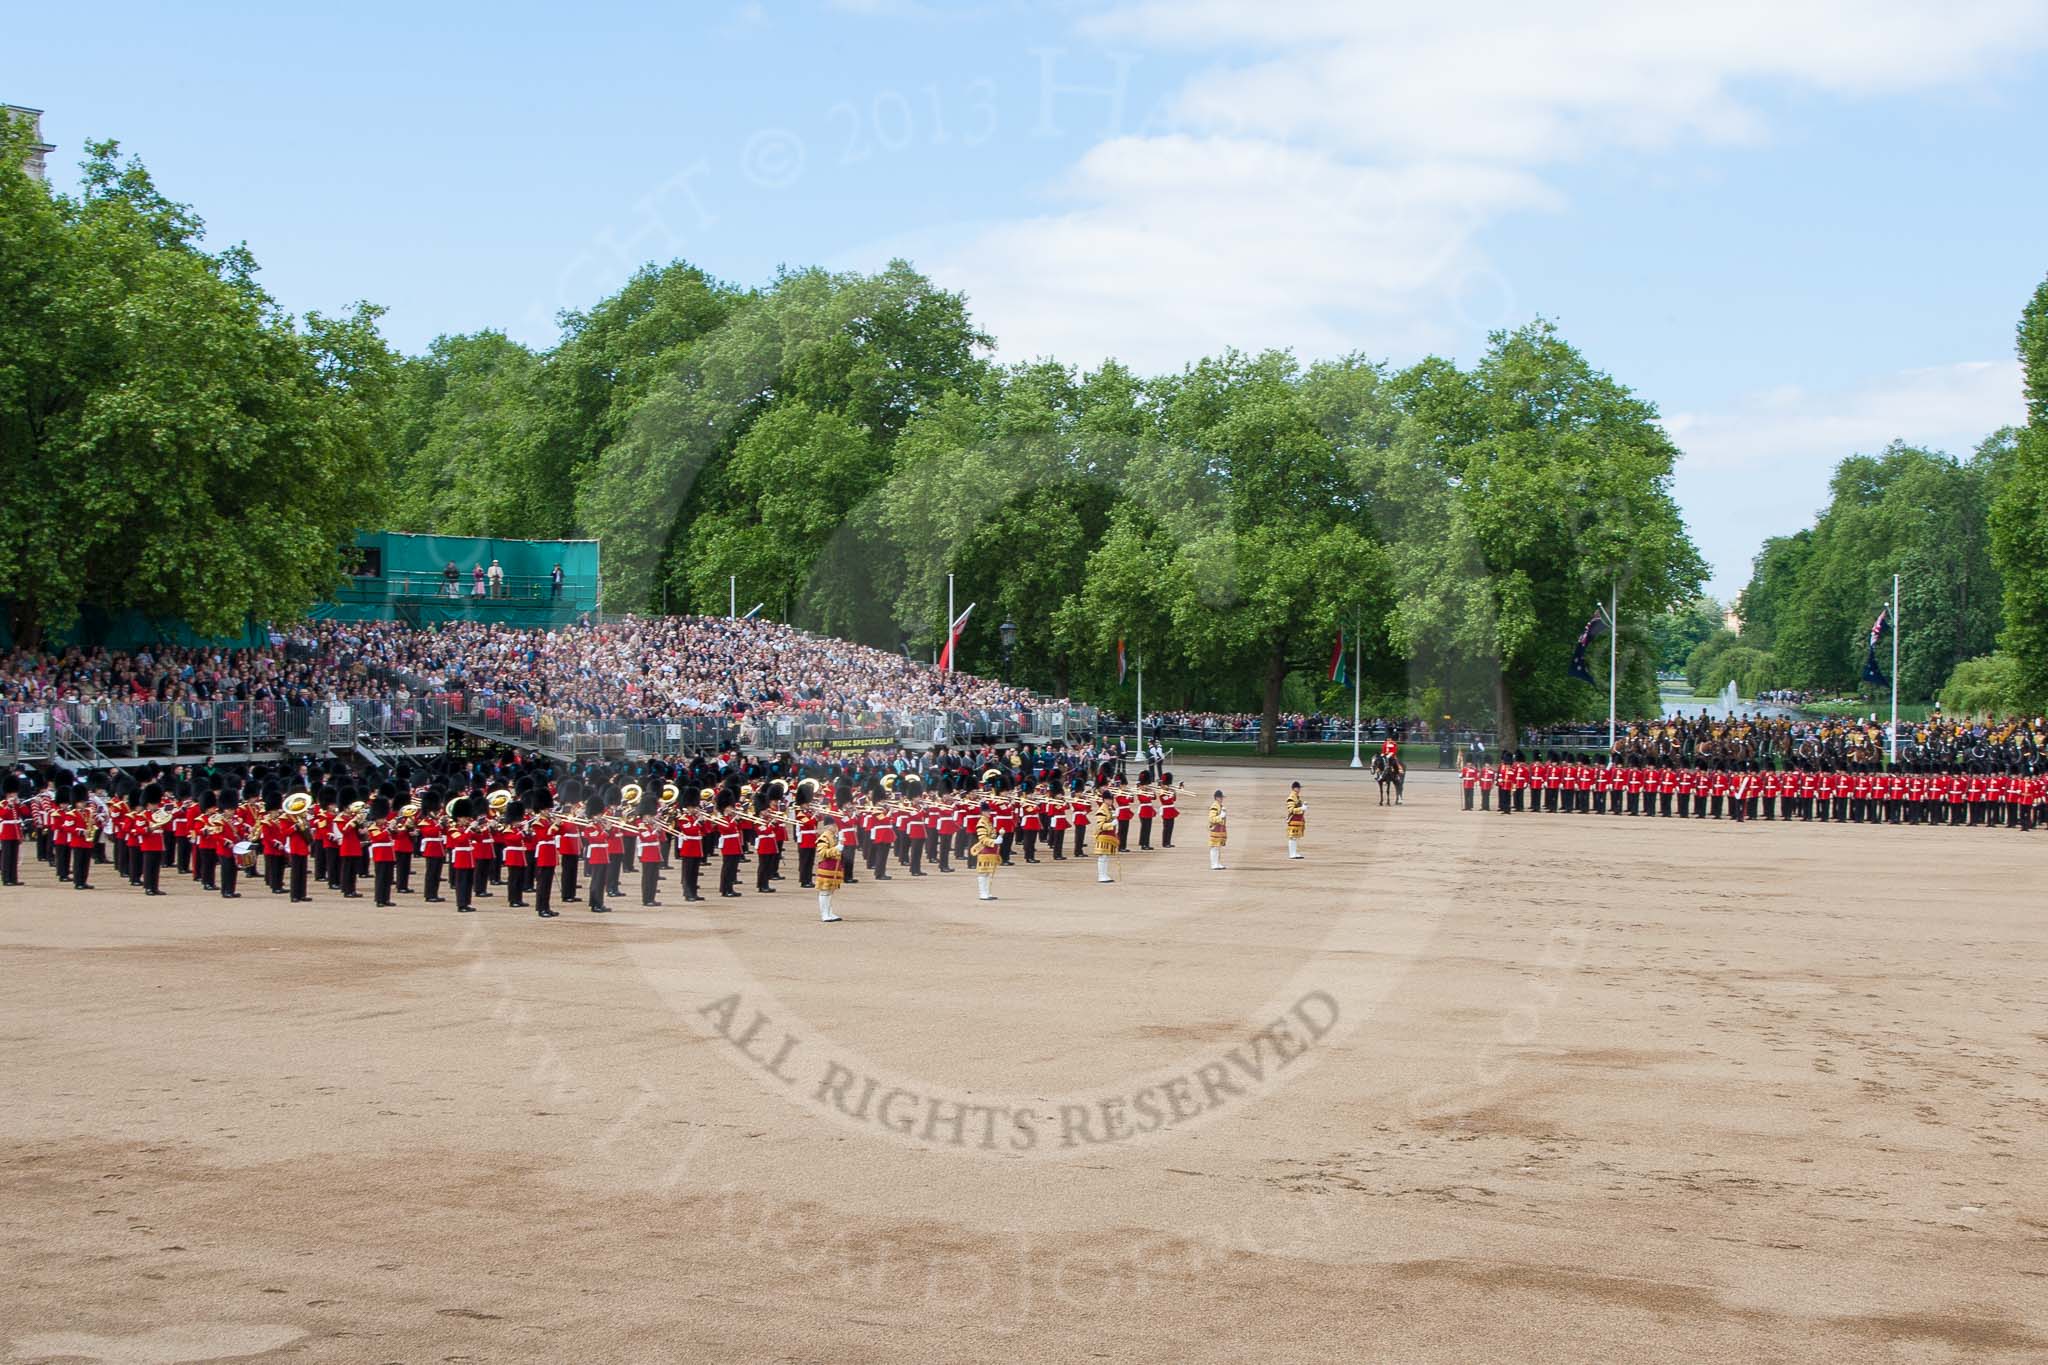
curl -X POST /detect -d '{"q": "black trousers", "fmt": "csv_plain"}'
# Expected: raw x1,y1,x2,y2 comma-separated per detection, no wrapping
290,854,310,902
453,866,474,910
797,845,816,888
681,854,702,900
424,856,444,901
397,851,413,893
559,854,579,901
0,840,17,885
196,847,217,889
533,863,555,913
73,845,92,888
177,836,192,874
143,848,163,894
1137,817,1153,850
340,857,358,898
506,862,526,907
1021,828,1039,861
719,853,741,895
373,861,393,906
264,852,285,893
473,859,492,897
1072,825,1087,856
588,861,610,909
1115,819,1129,851
608,857,623,895
56,843,73,881
999,830,1015,864
1049,827,1065,859
642,861,662,905
1160,818,1174,848
221,856,240,898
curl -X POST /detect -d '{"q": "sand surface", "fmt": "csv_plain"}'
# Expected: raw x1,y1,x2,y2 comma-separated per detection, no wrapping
3,766,2044,1364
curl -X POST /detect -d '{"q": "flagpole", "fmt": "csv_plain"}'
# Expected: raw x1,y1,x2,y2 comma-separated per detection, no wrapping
1607,580,1617,750
1349,615,1363,769
946,574,954,674
729,576,736,618
1889,572,1900,766
1136,653,1144,760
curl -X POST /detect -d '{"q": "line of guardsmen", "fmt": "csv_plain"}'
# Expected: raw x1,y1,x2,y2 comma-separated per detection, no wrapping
0,755,1207,917
1457,754,2045,828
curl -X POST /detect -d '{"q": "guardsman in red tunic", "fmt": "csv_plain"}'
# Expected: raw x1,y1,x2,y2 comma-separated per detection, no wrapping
1157,776,1177,849
500,799,529,908
714,788,744,899
0,777,23,887
448,809,478,912
582,796,613,912
530,801,559,916
792,779,821,888
555,780,583,901
367,797,398,907
633,791,665,907
675,800,706,902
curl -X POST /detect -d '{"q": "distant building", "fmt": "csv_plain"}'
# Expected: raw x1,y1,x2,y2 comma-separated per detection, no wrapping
3,105,54,182
1723,607,1742,635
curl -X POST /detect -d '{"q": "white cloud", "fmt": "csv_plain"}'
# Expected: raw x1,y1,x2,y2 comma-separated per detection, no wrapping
927,0,2048,371
1667,359,2025,594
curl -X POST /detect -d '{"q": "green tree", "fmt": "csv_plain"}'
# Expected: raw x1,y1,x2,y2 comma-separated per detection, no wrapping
1991,274,2048,710
0,131,394,644
1746,444,2000,702
1938,653,2015,715
1649,596,1725,672
387,331,559,537
1684,629,1740,693
1368,323,1704,743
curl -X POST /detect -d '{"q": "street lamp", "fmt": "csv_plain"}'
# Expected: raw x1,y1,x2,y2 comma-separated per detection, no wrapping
999,620,1018,684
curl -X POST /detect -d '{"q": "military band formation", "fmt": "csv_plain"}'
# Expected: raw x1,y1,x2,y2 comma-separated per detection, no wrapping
0,755,1290,923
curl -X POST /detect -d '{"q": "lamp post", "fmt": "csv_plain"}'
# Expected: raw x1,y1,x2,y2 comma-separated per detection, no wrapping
998,620,1018,686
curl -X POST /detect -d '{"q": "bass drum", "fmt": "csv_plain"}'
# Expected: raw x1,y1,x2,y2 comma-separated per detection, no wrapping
232,840,258,870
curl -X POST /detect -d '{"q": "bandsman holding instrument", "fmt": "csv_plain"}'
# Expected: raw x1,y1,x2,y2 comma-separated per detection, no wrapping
1285,782,1307,859
972,808,1002,902
814,815,845,922
1207,789,1228,870
1093,786,1120,883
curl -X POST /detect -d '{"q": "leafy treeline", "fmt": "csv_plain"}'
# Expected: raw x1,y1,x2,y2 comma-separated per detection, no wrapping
0,127,395,646
389,265,1704,743
3,134,1706,745
1726,271,2048,712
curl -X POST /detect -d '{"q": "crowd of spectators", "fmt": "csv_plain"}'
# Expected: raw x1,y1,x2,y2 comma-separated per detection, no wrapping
1,616,1065,736
1107,710,1420,741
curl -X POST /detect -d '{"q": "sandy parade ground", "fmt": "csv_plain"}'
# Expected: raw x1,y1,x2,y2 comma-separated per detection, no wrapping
2,764,2044,1364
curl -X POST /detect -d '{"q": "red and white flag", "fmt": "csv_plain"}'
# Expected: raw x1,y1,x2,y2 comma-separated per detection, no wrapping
940,603,975,671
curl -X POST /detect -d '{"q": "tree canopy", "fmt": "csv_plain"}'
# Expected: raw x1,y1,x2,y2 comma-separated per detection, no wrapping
0,127,396,646
1990,274,2048,711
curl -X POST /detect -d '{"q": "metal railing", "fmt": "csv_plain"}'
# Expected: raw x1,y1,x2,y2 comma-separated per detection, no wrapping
0,698,448,768
338,571,595,605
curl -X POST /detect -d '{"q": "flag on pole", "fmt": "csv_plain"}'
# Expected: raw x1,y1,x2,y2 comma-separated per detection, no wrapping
1566,605,1610,684
939,603,975,671
1328,630,1347,685
1862,606,1890,686
740,602,763,621
1116,637,1127,685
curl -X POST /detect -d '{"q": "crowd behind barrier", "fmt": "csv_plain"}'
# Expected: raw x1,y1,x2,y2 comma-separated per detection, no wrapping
0,616,1093,767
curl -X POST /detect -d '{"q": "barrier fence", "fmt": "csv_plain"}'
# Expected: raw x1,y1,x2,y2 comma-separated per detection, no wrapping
2,693,1100,768
1,699,450,767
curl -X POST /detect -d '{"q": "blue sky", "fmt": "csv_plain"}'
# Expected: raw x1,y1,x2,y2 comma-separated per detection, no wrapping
10,0,2045,599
